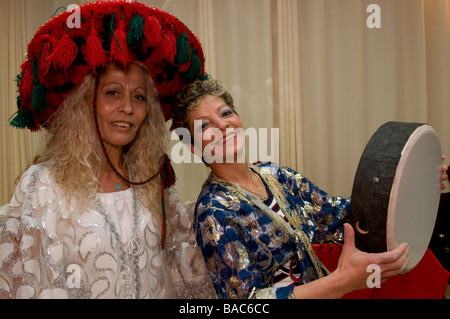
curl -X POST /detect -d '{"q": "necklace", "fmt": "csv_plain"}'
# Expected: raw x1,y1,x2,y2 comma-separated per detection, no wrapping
236,171,268,201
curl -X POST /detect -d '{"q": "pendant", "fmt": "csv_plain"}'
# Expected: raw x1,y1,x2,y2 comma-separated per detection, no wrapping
128,237,140,256
256,185,267,200
116,185,120,191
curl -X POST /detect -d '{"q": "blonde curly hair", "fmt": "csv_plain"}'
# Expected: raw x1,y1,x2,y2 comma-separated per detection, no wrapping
33,63,168,214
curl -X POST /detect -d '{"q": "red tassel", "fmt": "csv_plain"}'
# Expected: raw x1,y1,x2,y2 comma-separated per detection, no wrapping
159,154,177,249
19,61,34,102
160,154,176,188
49,33,78,73
150,32,176,64
143,15,162,48
165,32,177,64
39,34,59,78
86,20,108,72
110,19,131,66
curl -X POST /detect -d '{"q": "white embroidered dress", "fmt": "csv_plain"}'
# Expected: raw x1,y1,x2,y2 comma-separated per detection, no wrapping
0,163,215,299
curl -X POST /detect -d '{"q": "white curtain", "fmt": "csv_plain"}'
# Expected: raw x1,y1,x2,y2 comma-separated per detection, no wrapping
1,0,449,205
0,0,36,205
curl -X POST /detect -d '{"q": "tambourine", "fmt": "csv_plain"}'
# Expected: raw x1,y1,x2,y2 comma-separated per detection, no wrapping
350,121,442,272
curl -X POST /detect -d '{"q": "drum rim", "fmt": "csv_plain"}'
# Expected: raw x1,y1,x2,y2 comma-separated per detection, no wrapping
386,124,442,272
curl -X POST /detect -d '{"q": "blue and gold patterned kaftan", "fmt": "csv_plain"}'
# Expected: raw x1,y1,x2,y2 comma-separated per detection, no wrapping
194,162,351,299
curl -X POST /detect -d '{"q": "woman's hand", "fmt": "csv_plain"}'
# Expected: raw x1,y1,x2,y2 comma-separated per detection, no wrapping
331,223,409,293
293,223,409,299
441,155,448,190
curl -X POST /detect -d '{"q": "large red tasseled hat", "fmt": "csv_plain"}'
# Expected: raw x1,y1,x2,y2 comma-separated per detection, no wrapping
11,0,207,131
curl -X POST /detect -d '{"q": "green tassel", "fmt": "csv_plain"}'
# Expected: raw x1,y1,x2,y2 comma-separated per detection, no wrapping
175,33,190,65
15,73,22,88
9,107,34,129
127,14,144,47
185,50,201,81
31,60,47,112
9,74,34,129
32,83,47,112
31,59,39,80
160,182,167,249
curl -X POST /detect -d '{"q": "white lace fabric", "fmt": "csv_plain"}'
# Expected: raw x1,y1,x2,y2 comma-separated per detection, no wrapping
0,163,216,299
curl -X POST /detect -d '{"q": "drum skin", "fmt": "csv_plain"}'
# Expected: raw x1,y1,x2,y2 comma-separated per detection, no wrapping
350,121,442,271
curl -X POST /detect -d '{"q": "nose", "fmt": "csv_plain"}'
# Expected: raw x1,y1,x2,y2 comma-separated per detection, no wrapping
118,95,133,114
214,117,229,130
202,117,230,142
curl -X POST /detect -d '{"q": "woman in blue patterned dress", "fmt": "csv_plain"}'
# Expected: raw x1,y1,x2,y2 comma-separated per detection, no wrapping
171,77,442,299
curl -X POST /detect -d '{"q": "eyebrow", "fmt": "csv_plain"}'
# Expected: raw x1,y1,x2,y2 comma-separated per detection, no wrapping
217,104,229,112
101,82,146,92
192,104,229,120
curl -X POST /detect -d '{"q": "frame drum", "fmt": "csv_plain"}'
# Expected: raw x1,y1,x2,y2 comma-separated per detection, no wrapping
350,121,442,272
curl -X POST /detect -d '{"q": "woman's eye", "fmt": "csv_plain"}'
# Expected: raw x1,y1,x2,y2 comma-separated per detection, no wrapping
106,90,117,96
201,122,209,130
222,110,233,117
135,95,147,101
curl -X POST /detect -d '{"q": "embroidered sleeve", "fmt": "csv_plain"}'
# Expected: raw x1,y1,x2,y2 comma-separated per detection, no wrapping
164,187,216,299
0,165,68,298
195,197,295,299
277,165,351,243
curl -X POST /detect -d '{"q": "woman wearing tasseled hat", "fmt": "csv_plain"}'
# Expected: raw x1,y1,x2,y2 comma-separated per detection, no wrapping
0,1,215,299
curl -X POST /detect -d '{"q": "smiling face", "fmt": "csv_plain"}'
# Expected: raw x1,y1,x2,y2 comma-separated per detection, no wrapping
96,63,149,151
187,95,245,164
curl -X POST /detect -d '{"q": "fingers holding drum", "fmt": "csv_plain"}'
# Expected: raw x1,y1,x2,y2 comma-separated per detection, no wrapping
374,243,409,265
369,244,410,281
379,257,411,282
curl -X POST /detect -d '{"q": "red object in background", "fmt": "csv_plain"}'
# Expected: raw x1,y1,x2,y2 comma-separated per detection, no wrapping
312,244,450,299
